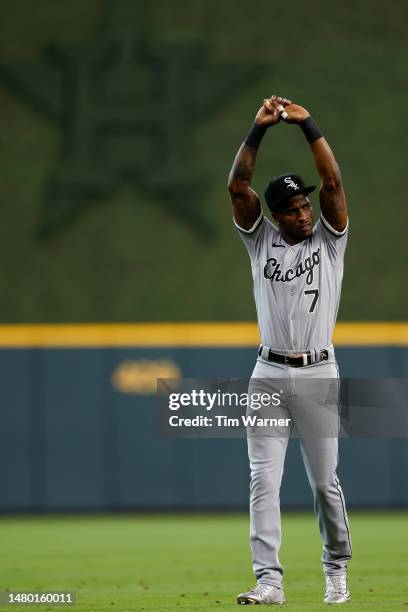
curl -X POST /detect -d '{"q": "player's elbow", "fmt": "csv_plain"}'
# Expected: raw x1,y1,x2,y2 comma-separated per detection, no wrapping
227,178,243,196
322,174,342,193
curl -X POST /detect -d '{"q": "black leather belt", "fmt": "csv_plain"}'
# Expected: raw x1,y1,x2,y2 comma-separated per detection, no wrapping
258,345,329,367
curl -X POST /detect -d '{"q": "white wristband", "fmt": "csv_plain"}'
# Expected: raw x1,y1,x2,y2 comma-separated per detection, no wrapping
278,104,288,120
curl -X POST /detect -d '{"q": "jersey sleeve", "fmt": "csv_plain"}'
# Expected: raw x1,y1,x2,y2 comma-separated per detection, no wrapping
234,213,270,265
313,214,349,260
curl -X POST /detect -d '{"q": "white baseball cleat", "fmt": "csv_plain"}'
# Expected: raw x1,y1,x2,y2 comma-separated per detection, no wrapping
236,583,285,605
323,574,350,604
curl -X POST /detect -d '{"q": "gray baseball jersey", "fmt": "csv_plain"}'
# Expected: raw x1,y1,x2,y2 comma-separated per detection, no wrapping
235,212,348,352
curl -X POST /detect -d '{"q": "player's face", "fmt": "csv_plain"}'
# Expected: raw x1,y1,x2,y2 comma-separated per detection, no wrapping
273,194,313,243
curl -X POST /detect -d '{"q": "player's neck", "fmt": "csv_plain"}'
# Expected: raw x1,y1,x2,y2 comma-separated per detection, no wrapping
279,229,300,246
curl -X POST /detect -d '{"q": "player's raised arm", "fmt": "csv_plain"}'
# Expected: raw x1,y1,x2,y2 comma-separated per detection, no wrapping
228,98,286,230
280,102,348,232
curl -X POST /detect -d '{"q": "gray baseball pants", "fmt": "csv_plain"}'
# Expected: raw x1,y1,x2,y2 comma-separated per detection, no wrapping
247,353,352,588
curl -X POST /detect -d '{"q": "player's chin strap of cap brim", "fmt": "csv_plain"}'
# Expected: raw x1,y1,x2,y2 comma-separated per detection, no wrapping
258,345,328,367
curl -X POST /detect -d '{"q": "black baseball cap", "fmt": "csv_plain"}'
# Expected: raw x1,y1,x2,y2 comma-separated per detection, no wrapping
264,173,316,212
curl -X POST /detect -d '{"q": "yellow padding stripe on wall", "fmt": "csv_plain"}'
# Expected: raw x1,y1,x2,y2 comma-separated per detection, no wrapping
0,322,406,347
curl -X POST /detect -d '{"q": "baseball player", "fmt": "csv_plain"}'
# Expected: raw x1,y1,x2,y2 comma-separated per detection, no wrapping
228,95,352,605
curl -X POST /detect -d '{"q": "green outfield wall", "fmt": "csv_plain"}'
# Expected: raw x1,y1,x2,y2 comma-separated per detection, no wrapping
0,0,407,322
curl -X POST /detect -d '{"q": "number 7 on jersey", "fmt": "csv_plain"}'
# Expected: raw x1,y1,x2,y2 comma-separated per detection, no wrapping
304,289,319,313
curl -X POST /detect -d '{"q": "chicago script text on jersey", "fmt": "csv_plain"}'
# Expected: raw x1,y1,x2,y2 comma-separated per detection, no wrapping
263,248,320,286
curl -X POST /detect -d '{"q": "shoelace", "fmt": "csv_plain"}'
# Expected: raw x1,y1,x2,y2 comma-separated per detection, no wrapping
250,584,275,598
325,575,348,594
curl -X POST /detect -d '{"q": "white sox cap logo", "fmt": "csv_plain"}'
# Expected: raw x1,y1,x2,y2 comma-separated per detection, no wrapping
284,177,299,190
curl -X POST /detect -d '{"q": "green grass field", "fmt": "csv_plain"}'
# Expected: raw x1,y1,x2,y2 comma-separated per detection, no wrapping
1,512,407,611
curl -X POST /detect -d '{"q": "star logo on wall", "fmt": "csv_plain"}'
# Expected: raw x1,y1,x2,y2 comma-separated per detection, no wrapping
0,0,267,241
